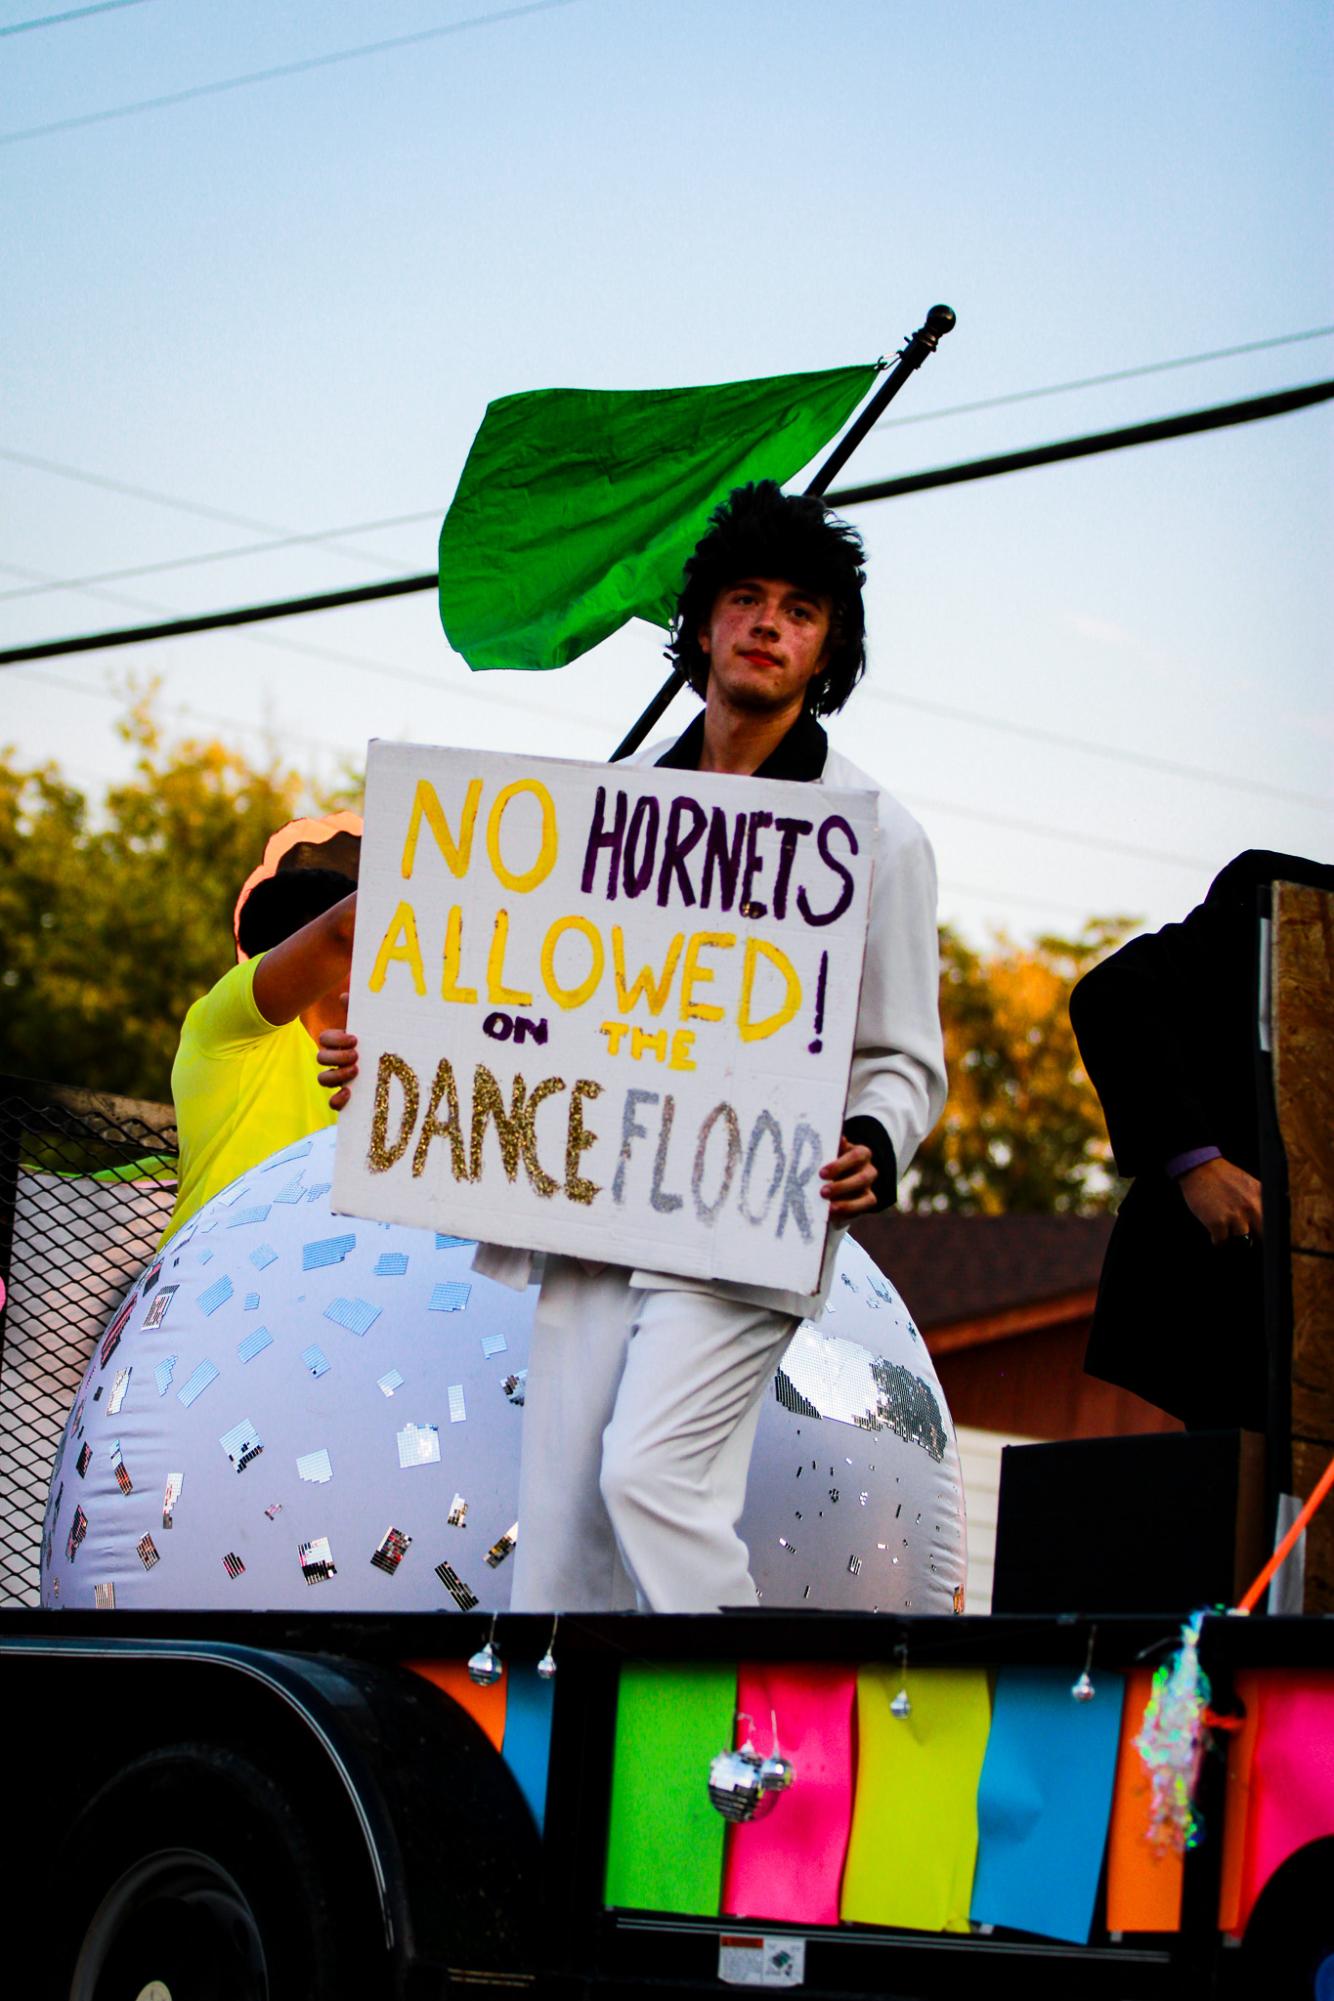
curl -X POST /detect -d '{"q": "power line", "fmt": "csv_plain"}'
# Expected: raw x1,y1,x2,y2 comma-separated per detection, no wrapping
936,880,1140,924
860,688,1331,813
0,0,581,144
6,377,1328,668
0,446,424,571
877,326,1334,430
898,791,1210,872
2,557,616,735
4,330,1325,603
0,570,439,658
828,378,1334,508
0,0,148,33
0,511,439,603
12,659,1208,876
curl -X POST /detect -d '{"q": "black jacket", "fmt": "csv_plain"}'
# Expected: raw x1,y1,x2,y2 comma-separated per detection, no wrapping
1070,850,1333,1429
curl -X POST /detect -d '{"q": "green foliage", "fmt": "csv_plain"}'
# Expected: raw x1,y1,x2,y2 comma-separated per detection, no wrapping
0,692,312,1102
905,918,1135,1215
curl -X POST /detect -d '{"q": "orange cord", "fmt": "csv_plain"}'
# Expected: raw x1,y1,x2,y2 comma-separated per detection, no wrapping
1235,1450,1334,1614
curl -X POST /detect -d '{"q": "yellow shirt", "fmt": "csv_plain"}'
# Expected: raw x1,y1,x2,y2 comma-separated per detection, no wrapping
162,955,336,1243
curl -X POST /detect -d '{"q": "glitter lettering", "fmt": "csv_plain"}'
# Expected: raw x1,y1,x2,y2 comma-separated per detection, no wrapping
412,1058,469,1182
368,1052,420,1172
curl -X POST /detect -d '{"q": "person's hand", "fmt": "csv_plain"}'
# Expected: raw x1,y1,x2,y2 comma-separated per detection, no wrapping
820,1135,877,1223
316,1027,359,1110
1178,1156,1263,1245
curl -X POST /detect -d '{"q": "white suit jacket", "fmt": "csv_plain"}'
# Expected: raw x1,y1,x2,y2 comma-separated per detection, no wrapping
472,714,947,1318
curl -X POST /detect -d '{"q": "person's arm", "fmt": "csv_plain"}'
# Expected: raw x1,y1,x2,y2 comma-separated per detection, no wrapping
251,891,357,1025
1068,902,1222,1178
833,799,948,1217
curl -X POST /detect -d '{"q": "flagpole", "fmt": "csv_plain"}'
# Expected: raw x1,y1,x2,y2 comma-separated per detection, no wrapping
609,304,956,761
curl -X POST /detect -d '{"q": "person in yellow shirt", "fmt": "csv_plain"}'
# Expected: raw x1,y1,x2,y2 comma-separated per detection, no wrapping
163,868,357,1243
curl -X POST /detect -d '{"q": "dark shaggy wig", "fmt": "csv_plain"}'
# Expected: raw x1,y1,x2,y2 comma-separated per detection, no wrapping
236,867,354,958
666,480,868,716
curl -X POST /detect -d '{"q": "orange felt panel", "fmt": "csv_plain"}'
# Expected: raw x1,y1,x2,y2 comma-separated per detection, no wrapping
1105,1668,1184,1933
403,1657,507,1751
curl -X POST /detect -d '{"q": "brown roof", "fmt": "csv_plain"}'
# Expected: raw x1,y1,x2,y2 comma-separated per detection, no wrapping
850,1212,1114,1332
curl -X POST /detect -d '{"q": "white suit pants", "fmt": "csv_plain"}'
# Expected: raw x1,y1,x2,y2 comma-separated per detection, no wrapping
509,1257,799,1613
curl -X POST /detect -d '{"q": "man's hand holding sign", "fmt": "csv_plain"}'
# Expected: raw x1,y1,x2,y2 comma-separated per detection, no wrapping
331,746,876,1297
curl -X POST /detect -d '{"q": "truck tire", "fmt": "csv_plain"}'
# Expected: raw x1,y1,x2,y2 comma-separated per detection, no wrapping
1235,1837,1334,2000
63,1740,372,2001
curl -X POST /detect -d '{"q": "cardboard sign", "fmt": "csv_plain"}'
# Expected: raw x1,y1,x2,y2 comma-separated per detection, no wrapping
332,743,874,1293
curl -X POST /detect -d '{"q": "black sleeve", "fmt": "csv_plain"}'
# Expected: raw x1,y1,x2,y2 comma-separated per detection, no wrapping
1069,911,1220,1179
842,1114,898,1212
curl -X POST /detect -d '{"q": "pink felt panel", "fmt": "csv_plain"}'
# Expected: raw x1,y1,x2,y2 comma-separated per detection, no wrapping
1236,1672,1334,1935
722,1663,857,1926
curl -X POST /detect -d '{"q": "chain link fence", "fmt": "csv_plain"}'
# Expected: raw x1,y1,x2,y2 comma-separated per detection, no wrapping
0,1076,177,1606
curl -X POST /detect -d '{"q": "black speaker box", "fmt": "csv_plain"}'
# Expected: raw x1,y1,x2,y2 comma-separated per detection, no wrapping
991,1429,1266,1614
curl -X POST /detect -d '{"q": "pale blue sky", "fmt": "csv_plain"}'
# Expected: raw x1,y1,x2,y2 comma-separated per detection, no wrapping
3,0,1331,940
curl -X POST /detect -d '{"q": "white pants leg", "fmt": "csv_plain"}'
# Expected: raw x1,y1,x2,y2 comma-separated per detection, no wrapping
599,1287,799,1613
509,1259,638,1612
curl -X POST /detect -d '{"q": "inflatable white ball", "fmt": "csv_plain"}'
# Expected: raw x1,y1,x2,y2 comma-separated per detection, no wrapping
42,1126,966,1613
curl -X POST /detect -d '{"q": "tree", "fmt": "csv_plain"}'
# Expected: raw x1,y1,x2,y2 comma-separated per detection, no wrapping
0,692,319,1102
904,919,1135,1215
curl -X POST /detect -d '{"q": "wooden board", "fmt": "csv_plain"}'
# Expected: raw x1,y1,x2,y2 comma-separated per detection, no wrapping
1272,882,1334,1611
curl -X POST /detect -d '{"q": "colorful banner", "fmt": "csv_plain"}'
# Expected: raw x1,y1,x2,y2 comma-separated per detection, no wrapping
841,1665,991,1934
970,1667,1125,1945
605,1663,736,1915
600,1658,1334,1949
722,1665,857,1925
334,744,875,1293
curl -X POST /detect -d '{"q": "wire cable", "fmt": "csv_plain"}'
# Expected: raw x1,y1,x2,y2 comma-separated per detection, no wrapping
1,0,581,145
859,687,1332,813
6,378,1328,666
5,328,1328,601
0,446,428,571
896,792,1211,873
0,512,439,602
877,326,1334,430
0,0,148,33
11,659,1213,878
826,378,1334,508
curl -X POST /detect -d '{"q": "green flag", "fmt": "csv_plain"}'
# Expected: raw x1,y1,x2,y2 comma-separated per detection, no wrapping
438,361,879,672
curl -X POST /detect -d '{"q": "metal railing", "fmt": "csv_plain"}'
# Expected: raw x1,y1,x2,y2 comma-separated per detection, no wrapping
0,1076,177,1606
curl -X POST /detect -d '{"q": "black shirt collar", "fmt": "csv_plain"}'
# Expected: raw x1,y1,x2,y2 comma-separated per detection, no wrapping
654,707,829,781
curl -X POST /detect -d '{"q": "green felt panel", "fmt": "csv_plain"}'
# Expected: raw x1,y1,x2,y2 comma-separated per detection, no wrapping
604,1661,737,1915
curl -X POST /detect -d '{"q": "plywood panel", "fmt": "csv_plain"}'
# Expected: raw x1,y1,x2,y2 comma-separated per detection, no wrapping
1273,882,1334,1612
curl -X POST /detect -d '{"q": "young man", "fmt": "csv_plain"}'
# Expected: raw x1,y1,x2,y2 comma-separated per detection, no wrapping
321,482,946,1611
164,866,358,1242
